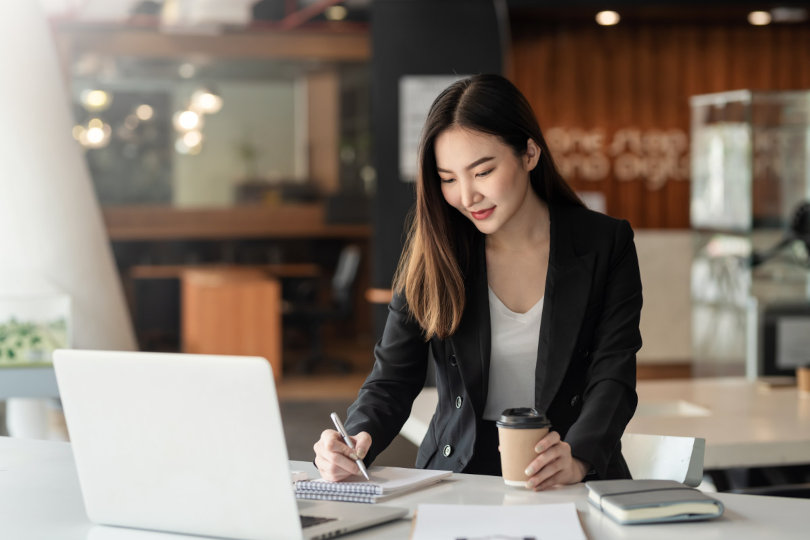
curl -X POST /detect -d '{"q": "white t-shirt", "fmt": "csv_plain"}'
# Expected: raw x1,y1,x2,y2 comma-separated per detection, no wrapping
482,287,543,421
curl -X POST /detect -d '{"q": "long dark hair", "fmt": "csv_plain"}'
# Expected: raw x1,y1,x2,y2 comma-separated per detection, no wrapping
393,74,582,339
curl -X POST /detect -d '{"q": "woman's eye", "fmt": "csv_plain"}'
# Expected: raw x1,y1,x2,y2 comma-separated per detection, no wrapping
476,169,493,178
440,177,455,184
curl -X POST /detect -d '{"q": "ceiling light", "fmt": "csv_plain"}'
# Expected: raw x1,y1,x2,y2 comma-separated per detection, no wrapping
77,121,111,149
595,10,620,26
80,89,111,111
175,137,191,155
175,136,202,155
135,104,154,121
178,62,196,79
325,5,348,21
748,11,772,25
190,89,223,114
173,110,203,132
85,126,106,145
183,130,203,148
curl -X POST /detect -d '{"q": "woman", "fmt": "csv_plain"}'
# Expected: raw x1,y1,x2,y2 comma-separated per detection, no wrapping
314,74,642,490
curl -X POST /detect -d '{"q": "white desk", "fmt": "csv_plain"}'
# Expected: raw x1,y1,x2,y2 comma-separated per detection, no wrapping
630,378,810,469
403,377,810,470
1,436,808,540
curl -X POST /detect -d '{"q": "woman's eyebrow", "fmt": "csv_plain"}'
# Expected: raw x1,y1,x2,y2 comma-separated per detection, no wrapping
437,156,495,173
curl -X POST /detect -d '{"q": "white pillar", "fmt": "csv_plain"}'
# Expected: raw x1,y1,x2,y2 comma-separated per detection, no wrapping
0,0,137,437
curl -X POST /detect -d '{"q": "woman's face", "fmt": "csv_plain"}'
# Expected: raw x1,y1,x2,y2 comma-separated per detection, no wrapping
435,126,540,236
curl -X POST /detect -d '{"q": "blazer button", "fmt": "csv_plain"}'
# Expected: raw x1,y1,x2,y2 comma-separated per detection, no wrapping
455,396,463,409
443,444,453,457
448,355,458,367
570,394,580,407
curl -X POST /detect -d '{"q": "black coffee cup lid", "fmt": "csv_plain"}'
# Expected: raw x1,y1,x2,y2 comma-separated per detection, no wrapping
495,407,551,429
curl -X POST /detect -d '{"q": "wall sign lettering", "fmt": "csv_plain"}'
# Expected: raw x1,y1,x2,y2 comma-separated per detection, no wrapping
546,127,690,190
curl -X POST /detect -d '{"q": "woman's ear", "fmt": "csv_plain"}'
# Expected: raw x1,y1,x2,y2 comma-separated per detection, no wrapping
525,139,541,171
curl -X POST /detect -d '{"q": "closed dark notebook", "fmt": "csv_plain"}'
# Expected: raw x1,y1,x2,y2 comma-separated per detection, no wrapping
586,479,724,525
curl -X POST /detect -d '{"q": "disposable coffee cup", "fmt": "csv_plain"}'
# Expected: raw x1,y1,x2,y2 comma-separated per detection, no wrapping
496,408,551,488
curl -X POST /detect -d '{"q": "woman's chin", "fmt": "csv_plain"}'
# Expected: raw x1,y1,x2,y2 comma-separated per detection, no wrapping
469,219,499,235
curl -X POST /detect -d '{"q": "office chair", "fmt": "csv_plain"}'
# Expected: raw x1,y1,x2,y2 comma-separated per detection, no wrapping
750,200,810,267
621,433,706,487
283,244,362,373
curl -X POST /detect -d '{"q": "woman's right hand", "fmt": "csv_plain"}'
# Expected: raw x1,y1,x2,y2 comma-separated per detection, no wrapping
313,429,372,482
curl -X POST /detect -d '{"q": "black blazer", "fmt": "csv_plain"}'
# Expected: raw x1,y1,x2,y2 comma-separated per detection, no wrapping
345,202,642,480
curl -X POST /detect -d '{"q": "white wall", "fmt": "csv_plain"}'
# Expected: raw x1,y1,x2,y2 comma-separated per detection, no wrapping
634,230,693,364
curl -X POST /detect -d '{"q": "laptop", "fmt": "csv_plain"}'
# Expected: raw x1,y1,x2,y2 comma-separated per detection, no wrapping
52,349,407,540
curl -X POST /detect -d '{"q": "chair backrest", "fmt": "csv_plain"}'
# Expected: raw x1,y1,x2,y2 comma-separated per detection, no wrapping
621,433,705,487
331,244,361,310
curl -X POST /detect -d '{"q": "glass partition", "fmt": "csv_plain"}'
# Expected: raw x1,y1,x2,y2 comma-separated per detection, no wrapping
690,90,810,377
66,51,370,208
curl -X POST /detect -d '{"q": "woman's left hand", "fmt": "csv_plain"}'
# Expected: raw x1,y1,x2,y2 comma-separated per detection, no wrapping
523,430,588,490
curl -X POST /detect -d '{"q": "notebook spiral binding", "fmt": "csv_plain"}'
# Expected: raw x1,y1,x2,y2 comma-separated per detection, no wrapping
295,491,378,504
294,480,384,496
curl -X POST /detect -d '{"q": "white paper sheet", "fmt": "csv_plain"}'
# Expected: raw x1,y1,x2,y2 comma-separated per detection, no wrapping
411,503,586,540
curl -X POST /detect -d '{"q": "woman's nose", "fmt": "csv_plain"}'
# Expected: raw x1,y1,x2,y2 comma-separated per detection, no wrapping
460,180,481,208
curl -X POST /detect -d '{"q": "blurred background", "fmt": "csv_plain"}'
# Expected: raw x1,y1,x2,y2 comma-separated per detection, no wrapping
2,0,810,494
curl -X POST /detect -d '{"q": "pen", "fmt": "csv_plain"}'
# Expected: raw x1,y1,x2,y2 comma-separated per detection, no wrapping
330,411,370,481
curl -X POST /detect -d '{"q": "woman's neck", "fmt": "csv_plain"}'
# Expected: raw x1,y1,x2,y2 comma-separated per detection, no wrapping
487,191,550,252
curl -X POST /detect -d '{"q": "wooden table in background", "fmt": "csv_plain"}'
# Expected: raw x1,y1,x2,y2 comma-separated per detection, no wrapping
180,268,289,380
129,263,320,280
128,264,322,380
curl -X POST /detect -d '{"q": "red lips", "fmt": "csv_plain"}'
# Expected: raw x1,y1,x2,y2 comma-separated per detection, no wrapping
470,207,495,220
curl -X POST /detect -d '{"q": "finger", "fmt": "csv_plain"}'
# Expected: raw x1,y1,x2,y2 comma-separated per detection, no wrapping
525,444,563,477
316,448,366,480
351,431,372,460
323,431,361,459
316,458,356,481
535,430,561,453
314,429,339,452
313,430,336,461
334,452,366,474
319,429,343,447
533,469,565,491
530,453,564,487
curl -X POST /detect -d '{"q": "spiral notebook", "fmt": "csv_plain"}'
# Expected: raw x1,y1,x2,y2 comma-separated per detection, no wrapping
295,466,451,503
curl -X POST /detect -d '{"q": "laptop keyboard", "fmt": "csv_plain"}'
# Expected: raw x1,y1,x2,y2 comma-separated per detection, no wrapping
300,515,337,528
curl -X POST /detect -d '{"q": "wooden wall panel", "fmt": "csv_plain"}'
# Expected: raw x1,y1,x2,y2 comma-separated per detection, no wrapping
307,69,340,194
511,22,810,228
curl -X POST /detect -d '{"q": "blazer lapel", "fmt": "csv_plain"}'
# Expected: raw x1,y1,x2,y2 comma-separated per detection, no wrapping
535,204,595,414
451,235,490,418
